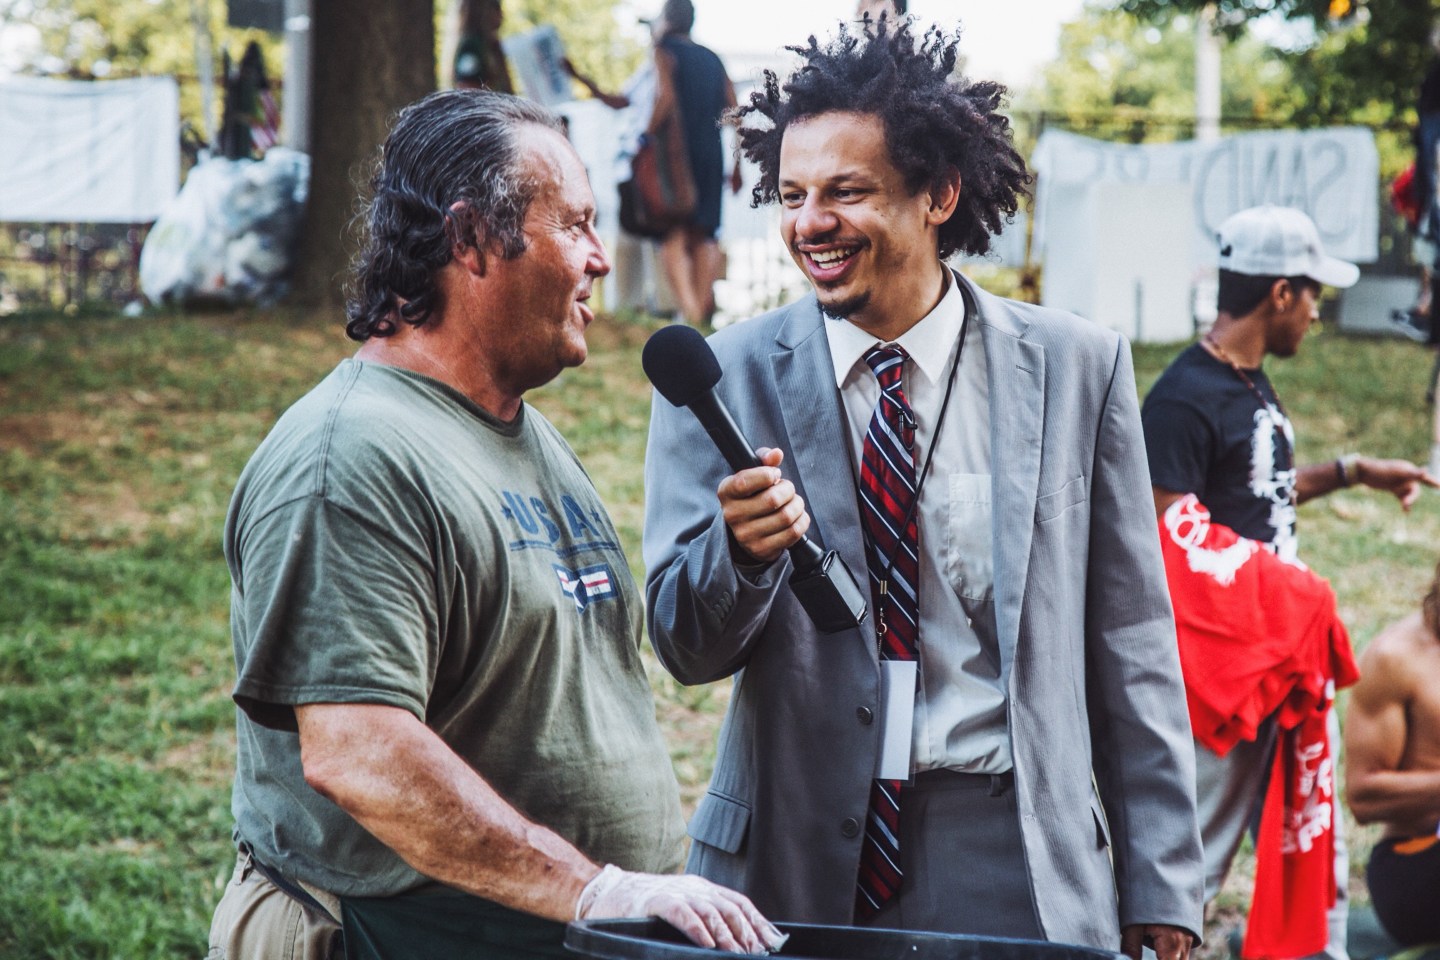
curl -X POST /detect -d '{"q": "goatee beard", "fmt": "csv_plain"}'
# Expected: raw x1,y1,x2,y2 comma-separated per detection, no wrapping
819,290,871,320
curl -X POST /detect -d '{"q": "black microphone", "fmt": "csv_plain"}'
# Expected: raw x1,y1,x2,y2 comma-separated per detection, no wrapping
643,325,868,635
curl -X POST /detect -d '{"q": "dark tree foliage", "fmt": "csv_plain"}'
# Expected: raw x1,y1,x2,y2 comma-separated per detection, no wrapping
1122,0,1355,36
1118,0,1439,127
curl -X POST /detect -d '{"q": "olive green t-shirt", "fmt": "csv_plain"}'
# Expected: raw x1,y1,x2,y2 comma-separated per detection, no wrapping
226,359,685,897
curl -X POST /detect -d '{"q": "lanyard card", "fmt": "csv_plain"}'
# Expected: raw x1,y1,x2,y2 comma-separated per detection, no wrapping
875,660,917,781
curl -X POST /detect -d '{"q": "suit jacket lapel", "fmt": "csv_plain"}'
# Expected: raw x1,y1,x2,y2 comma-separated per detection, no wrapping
770,298,874,658
969,279,1045,683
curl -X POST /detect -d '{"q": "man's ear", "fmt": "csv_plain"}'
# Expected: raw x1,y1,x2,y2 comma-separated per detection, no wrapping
453,242,486,277
925,168,962,226
447,202,487,277
1268,278,1293,310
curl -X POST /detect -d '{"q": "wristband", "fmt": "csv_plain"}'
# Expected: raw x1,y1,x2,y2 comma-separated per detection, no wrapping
1336,453,1361,488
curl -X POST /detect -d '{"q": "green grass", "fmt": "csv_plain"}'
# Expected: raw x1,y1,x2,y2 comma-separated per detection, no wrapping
2,304,1438,957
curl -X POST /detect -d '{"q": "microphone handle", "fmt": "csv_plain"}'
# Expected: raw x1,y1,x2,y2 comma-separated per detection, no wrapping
681,386,867,634
687,391,762,473
687,391,825,568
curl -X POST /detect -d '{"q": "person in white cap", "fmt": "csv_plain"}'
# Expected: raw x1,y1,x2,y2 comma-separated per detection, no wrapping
1142,204,1439,960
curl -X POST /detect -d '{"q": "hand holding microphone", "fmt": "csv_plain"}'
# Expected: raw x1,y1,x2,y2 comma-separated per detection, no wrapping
716,446,811,565
643,325,867,634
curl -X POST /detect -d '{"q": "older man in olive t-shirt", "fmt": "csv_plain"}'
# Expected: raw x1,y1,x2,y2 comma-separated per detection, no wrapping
227,358,688,894
206,90,781,960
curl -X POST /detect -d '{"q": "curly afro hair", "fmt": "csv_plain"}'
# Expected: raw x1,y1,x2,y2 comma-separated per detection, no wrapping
344,90,563,342
732,19,1029,260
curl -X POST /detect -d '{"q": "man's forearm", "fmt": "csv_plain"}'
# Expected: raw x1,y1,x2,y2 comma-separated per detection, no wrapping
297,702,597,920
1348,767,1440,826
1294,458,1352,503
295,701,786,954
1296,454,1434,506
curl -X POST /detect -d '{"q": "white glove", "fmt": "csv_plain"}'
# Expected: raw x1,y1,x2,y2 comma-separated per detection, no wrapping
576,865,789,955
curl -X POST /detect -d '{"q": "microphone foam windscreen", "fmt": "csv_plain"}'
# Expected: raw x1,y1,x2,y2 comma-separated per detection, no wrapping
642,324,722,407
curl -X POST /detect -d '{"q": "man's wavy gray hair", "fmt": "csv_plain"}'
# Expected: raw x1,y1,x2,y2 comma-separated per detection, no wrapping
344,89,563,342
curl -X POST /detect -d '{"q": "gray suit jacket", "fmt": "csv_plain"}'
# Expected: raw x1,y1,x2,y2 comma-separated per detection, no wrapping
642,275,1204,947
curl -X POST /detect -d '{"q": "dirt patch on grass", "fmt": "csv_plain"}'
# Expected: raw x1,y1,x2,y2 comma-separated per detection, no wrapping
2,385,193,453
1,409,76,453
156,731,235,789
63,484,156,544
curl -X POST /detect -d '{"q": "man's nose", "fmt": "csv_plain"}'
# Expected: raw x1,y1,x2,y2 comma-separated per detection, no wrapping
588,231,612,278
793,195,839,239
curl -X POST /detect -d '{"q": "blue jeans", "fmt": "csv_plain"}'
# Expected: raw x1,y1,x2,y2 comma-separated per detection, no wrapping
1416,113,1440,248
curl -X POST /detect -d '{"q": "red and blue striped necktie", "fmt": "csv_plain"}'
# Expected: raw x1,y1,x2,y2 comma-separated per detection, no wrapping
854,344,920,921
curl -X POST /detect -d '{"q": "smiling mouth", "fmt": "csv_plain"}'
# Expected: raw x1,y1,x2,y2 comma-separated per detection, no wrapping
807,247,857,265
801,245,862,280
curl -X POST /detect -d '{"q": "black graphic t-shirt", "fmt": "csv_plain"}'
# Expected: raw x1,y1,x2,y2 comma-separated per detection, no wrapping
1142,343,1298,561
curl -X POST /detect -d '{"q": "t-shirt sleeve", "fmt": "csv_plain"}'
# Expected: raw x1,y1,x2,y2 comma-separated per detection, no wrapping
1142,393,1215,500
229,494,438,731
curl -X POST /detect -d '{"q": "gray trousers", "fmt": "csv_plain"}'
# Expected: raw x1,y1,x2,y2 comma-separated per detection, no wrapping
1195,711,1349,960
869,770,1043,938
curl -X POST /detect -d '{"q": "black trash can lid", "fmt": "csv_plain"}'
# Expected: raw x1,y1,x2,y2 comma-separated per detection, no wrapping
566,919,1129,960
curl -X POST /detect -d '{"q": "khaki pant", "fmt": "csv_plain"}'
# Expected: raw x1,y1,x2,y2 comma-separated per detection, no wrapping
207,854,343,960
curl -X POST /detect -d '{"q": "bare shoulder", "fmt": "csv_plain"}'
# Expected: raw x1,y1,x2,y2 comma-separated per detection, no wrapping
1357,613,1435,700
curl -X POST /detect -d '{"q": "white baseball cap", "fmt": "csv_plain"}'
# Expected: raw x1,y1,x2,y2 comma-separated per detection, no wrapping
1216,205,1359,289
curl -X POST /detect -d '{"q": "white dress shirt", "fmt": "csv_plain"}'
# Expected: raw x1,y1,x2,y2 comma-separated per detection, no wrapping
824,271,1011,775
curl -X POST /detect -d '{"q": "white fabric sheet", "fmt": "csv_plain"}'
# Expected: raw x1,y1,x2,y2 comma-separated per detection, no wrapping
0,75,180,223
1031,127,1380,266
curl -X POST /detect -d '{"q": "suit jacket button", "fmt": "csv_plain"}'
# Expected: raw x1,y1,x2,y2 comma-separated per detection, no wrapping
841,817,860,838
856,706,874,725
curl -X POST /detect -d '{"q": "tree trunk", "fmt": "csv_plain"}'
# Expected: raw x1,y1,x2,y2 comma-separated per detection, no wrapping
289,0,436,307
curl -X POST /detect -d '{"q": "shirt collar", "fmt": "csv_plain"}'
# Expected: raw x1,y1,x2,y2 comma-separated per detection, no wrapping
824,269,967,389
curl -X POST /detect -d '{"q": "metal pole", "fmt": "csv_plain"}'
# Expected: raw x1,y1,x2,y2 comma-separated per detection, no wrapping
191,0,218,147
1195,2,1222,143
283,0,312,152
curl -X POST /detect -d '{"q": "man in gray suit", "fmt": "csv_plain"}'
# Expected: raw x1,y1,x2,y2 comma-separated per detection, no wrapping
642,20,1204,959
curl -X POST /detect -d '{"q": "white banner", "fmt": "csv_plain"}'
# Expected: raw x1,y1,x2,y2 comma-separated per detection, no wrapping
504,26,573,108
0,76,180,223
1030,127,1379,265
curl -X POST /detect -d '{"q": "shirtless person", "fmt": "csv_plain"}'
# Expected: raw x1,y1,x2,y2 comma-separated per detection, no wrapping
1345,561,1440,948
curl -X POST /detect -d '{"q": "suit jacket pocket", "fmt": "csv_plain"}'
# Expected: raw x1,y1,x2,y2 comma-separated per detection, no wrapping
688,790,751,855
1090,794,1112,850
1035,475,1086,523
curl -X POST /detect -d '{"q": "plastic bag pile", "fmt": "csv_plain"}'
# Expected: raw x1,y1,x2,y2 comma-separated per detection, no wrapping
139,147,309,306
